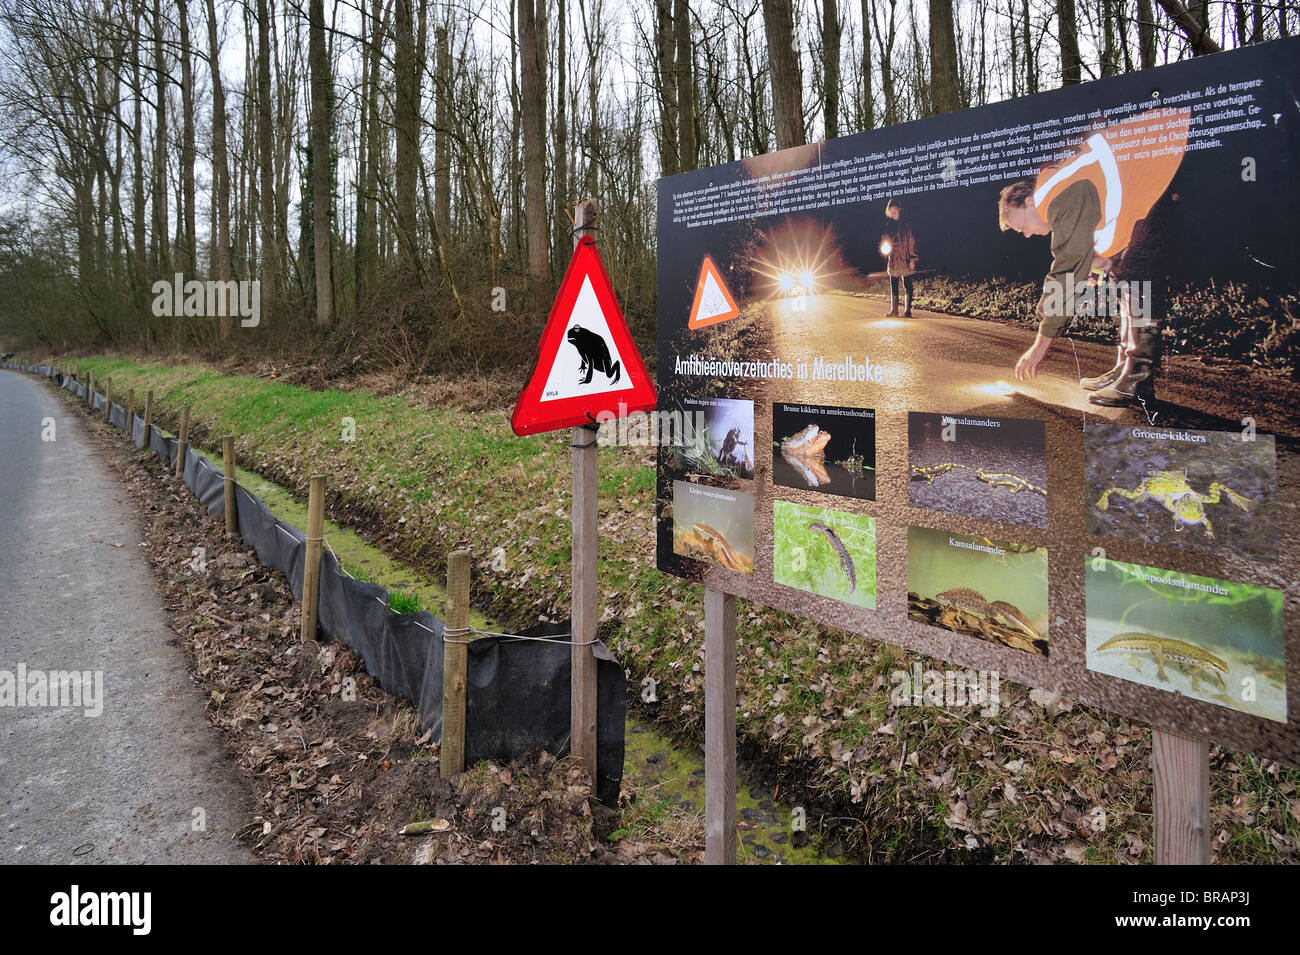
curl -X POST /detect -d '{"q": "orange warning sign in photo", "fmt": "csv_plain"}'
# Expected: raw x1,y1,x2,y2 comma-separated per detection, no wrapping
687,255,740,329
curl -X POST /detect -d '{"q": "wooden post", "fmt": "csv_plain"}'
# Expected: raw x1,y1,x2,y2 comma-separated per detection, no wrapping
127,389,135,436
174,404,191,477
222,435,238,536
86,372,94,407
705,587,737,865
104,378,112,420
300,474,325,642
570,196,599,786
143,390,154,439
1153,728,1210,864
440,549,470,778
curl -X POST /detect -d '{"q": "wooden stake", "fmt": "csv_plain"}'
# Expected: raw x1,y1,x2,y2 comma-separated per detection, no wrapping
104,378,112,420
570,196,599,786
441,549,470,778
1153,728,1210,864
86,372,94,407
174,404,191,477
222,435,238,536
143,390,154,439
127,389,135,437
705,587,737,865
300,474,325,642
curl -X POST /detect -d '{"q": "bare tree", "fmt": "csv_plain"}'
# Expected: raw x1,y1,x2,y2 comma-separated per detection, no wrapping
308,0,333,325
518,0,548,279
929,0,960,114
762,0,805,149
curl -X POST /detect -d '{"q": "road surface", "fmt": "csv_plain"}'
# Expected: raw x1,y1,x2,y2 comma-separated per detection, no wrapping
761,293,1300,439
0,370,253,864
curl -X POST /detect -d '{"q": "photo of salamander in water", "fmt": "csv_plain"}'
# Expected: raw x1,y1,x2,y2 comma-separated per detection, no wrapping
906,525,1049,655
773,500,877,609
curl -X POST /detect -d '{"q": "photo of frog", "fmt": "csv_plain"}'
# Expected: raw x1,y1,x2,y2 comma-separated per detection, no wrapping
670,396,755,480
1084,423,1277,562
907,525,1049,655
908,412,1048,528
772,402,876,500
1086,557,1286,723
773,501,876,609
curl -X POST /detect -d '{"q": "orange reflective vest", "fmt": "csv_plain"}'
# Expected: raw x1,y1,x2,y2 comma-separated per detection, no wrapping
1034,108,1191,259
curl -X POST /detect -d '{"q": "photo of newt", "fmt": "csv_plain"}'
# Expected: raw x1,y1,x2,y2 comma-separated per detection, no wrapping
772,402,876,500
1086,557,1286,723
908,412,1048,528
907,525,1049,655
670,479,754,574
1084,423,1277,562
773,501,876,609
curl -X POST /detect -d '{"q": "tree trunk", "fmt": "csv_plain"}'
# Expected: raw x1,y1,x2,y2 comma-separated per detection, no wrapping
177,0,196,275
1058,0,1082,86
205,0,231,338
256,0,278,302
822,0,841,138
1155,0,1223,53
434,23,451,238
929,0,960,115
394,0,419,271
675,0,696,169
655,0,678,175
555,0,568,264
1022,0,1036,92
308,0,333,325
152,0,169,271
519,0,548,280
762,0,805,149
860,0,873,128
1138,0,1157,66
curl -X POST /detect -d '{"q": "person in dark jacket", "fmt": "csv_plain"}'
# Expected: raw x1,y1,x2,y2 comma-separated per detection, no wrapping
880,199,919,317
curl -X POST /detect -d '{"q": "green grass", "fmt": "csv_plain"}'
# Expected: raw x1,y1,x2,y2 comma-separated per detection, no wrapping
388,589,423,615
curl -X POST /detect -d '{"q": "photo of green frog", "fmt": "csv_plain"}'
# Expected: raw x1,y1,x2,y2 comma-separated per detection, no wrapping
1084,423,1277,562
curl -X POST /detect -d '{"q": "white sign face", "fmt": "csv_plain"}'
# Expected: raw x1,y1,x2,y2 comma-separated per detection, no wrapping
540,275,635,402
694,268,733,323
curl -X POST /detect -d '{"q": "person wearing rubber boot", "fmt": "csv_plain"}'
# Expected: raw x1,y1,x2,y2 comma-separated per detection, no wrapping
880,199,919,318
998,107,1190,407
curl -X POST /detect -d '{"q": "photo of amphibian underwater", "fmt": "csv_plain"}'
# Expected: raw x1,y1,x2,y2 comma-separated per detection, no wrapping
908,412,1048,529
1084,423,1277,562
907,525,1049,655
1086,558,1286,722
772,402,876,500
671,479,755,574
773,500,877,609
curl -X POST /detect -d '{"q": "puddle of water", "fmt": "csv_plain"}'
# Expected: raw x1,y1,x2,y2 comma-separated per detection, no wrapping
622,716,842,865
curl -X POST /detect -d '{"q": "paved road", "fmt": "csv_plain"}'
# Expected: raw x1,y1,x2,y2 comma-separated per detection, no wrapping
762,293,1300,438
0,370,253,864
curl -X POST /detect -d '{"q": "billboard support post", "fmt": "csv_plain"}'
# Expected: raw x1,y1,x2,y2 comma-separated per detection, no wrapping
571,197,599,787
1153,728,1210,864
705,586,737,865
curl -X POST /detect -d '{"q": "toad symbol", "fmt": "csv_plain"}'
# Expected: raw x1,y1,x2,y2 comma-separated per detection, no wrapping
566,324,622,385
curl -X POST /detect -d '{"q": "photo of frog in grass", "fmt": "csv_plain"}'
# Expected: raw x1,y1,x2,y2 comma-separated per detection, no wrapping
1086,557,1286,723
1084,424,1277,562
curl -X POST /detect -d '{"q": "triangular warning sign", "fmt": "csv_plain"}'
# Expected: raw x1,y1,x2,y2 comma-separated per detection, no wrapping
511,237,656,436
687,255,740,329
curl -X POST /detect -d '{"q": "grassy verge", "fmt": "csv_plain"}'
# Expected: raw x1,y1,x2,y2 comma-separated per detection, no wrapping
63,355,1300,862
